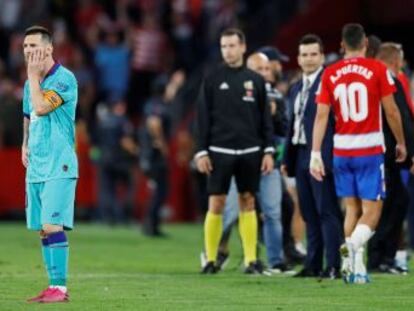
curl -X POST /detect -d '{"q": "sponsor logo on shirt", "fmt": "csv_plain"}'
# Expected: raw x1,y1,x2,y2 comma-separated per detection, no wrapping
219,82,229,90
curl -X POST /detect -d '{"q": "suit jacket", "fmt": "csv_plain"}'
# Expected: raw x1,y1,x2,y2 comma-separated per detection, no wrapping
283,70,335,176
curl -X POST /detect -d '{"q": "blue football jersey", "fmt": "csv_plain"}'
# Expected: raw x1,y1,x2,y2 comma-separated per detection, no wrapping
23,63,78,182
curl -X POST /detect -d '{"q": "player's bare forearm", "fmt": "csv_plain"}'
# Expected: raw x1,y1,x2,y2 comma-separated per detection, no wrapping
28,77,52,116
22,117,30,167
312,104,330,152
22,117,30,148
382,95,405,145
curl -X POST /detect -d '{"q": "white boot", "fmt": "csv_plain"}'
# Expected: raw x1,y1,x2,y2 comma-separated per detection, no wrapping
353,246,370,284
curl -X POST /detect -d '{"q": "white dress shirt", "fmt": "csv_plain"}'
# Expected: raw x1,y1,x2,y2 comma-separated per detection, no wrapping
292,66,323,145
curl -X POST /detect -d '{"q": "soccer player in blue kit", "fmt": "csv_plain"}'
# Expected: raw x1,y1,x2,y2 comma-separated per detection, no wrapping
22,26,78,303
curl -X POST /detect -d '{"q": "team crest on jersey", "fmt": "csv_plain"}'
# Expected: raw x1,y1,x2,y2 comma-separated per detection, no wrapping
244,80,254,90
56,82,68,92
243,80,255,102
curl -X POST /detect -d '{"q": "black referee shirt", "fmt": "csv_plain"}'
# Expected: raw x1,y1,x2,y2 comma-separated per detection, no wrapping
195,64,274,157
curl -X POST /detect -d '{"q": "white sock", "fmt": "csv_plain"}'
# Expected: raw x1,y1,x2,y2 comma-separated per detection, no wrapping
350,224,373,251
354,247,366,274
395,250,407,262
51,285,67,293
295,242,307,255
395,250,408,269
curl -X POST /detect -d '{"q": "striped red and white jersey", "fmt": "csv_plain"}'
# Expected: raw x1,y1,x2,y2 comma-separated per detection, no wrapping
316,57,396,157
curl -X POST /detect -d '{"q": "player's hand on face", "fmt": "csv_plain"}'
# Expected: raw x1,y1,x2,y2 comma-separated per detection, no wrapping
395,144,407,163
261,154,274,175
27,47,46,79
21,146,29,168
309,151,325,182
196,155,213,175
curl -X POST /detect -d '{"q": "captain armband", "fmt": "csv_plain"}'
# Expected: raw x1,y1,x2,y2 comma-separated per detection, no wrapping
43,90,64,109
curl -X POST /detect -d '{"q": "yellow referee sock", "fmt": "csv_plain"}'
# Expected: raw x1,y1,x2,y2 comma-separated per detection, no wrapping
204,211,223,262
239,210,258,266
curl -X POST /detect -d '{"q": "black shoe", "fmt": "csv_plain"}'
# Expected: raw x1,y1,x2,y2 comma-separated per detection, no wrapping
216,251,230,271
201,261,219,274
376,263,401,275
269,263,295,275
320,267,341,279
244,260,265,275
394,266,409,275
285,247,306,265
293,268,319,278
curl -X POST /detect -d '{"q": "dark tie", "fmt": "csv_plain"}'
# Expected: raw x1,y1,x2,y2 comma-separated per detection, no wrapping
297,78,311,143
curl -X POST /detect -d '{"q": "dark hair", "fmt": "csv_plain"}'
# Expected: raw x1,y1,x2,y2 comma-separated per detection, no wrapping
298,34,324,53
220,28,246,44
342,23,365,50
24,25,52,43
366,35,382,58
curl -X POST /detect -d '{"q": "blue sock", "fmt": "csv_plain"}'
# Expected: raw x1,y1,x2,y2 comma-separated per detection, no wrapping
47,231,69,286
41,237,53,284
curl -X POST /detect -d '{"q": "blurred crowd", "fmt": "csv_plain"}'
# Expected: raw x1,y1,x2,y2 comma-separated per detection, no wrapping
1,0,414,232
0,0,305,146
0,0,303,227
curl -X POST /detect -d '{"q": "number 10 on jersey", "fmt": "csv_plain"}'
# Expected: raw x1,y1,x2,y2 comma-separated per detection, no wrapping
334,82,368,122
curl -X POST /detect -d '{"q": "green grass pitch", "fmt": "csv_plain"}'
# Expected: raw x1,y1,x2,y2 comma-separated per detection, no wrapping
0,222,412,310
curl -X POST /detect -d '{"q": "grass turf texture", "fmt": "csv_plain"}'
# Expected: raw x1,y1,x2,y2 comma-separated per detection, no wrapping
0,222,412,310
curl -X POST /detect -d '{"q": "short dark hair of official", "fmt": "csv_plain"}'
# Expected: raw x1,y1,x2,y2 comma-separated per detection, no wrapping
24,25,52,43
298,34,324,53
220,28,246,44
366,35,382,58
342,23,365,50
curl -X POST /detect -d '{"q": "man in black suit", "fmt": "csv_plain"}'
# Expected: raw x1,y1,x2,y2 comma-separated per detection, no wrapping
282,34,343,278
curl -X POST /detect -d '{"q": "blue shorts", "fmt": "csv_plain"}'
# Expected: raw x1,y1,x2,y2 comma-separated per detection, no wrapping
333,154,385,201
26,178,77,231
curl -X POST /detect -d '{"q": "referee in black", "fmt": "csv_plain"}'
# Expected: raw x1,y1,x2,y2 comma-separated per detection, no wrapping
195,28,275,274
